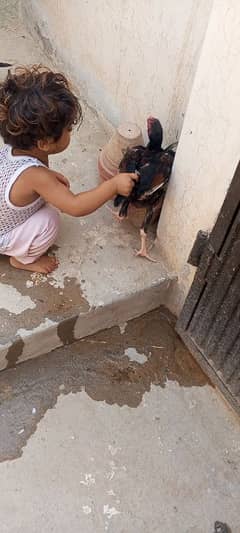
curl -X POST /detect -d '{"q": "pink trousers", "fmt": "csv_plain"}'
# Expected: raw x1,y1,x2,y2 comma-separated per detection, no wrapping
2,205,60,264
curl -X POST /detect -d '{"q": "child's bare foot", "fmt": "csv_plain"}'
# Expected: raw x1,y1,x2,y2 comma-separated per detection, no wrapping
10,255,58,274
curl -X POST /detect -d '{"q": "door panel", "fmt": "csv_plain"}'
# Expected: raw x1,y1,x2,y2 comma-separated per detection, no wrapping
177,162,240,415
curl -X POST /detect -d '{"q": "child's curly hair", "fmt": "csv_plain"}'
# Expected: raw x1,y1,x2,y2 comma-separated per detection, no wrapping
0,65,82,149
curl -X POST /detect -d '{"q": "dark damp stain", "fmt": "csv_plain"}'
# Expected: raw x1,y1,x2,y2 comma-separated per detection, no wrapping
6,336,25,369
57,315,78,345
0,308,211,463
0,255,89,345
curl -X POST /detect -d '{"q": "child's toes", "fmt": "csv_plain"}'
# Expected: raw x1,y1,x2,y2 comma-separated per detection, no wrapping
47,258,58,272
36,255,59,273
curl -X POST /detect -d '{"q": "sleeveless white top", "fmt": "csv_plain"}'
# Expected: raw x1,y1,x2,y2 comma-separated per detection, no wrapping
0,145,46,239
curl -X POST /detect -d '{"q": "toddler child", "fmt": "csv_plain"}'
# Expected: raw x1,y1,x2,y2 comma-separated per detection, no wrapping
0,66,136,273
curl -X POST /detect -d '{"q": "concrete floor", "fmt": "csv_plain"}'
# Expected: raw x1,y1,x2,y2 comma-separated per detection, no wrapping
0,309,239,533
0,5,239,532
0,0,174,369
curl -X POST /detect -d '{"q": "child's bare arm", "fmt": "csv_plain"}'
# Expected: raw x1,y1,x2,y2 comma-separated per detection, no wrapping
26,167,137,216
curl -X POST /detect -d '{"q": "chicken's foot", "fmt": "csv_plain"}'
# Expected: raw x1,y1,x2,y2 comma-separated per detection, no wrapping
135,229,157,262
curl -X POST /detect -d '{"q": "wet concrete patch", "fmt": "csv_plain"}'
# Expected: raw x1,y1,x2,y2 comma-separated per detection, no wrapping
0,308,210,462
57,315,79,345
6,336,24,369
0,256,89,344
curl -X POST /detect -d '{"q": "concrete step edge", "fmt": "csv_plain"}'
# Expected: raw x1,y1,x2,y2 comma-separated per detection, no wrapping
0,274,176,371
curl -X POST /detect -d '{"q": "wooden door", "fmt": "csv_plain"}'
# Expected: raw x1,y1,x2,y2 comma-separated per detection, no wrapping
177,162,240,415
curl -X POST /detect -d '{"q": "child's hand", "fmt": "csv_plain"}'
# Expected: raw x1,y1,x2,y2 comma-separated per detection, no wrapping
114,172,139,197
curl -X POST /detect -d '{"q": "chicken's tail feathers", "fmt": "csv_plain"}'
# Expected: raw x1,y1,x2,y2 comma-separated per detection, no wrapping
119,198,131,218
114,195,125,207
164,141,178,153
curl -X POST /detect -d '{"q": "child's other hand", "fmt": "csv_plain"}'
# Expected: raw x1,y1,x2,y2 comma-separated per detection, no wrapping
114,172,139,197
54,171,71,189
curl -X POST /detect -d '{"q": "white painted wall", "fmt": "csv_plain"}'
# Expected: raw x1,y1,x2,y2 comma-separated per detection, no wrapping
158,0,240,315
22,0,240,318
22,0,212,144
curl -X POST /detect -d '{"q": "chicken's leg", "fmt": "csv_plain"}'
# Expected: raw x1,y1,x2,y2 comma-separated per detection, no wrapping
106,206,125,222
135,206,158,262
135,228,157,262
107,197,130,221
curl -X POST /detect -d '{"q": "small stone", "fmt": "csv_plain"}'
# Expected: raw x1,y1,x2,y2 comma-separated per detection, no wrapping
119,322,127,335
82,505,91,515
107,490,116,496
103,505,120,519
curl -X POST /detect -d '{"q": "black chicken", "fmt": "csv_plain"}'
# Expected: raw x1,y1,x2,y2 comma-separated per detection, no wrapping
113,117,177,261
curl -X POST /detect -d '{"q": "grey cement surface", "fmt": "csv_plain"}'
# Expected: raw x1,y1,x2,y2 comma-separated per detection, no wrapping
0,309,239,533
0,0,175,369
